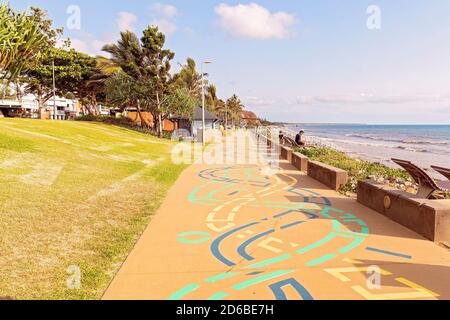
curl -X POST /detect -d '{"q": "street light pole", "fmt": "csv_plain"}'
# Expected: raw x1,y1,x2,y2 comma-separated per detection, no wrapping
201,61,212,146
52,59,57,120
225,103,228,134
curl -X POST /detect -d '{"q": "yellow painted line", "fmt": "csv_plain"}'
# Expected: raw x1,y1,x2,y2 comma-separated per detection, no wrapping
342,258,364,265
395,277,440,297
207,223,236,233
257,237,284,254
324,267,392,282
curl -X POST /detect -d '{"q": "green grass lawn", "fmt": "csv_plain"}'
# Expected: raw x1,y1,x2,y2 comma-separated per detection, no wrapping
0,119,187,299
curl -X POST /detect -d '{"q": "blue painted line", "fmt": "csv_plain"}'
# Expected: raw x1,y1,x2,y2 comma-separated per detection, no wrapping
274,209,320,220
288,188,332,206
211,222,260,266
247,271,264,276
269,278,314,301
366,247,412,259
273,209,295,218
280,221,305,230
237,229,275,261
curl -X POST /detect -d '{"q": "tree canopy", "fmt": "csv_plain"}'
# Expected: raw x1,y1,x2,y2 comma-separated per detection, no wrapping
24,47,97,108
0,3,47,81
1,3,255,131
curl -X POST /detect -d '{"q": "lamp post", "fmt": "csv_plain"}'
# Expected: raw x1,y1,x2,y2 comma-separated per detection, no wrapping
52,59,57,120
201,61,212,146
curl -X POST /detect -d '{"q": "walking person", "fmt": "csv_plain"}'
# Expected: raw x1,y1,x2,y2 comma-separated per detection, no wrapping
279,131,284,145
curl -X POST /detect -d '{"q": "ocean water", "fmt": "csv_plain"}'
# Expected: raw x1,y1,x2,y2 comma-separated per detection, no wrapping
286,124,450,175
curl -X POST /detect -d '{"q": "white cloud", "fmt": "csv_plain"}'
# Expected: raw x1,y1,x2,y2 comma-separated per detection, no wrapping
150,3,180,35
70,12,138,56
243,96,276,106
70,32,116,56
117,11,138,32
214,3,296,40
153,19,177,35
151,3,179,18
289,93,450,106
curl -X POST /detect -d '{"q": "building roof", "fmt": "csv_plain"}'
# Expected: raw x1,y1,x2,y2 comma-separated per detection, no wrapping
240,111,259,120
171,106,219,121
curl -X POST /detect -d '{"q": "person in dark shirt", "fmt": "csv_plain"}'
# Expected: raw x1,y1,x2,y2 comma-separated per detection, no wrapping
295,130,305,146
279,131,284,145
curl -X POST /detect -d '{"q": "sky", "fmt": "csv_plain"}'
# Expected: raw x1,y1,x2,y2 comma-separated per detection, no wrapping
11,0,450,124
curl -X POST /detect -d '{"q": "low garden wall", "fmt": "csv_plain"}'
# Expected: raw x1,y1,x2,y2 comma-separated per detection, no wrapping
280,146,293,163
308,160,349,191
357,180,450,242
291,152,308,172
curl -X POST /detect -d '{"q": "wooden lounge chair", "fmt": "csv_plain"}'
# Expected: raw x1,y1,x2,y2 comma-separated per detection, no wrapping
392,158,450,199
431,165,450,182
283,136,301,148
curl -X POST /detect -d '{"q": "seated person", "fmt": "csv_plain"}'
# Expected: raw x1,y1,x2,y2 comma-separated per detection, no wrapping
295,130,305,146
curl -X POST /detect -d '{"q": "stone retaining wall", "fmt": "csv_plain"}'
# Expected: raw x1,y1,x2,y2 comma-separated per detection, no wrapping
308,160,349,191
357,180,450,242
291,152,308,172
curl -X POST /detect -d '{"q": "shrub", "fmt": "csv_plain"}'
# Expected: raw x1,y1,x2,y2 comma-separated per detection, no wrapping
75,115,164,138
297,147,413,194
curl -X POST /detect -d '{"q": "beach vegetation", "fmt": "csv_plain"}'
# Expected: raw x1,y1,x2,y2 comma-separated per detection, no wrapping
297,147,414,194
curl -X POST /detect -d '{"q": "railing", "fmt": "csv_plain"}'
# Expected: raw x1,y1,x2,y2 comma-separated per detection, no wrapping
267,125,340,150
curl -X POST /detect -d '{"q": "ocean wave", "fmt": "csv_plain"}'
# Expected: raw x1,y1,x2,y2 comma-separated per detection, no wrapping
316,137,433,153
344,134,448,146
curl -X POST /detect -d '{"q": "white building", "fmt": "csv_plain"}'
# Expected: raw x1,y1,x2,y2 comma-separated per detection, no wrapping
0,94,81,120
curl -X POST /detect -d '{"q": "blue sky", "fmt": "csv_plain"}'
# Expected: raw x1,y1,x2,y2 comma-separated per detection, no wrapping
11,0,450,124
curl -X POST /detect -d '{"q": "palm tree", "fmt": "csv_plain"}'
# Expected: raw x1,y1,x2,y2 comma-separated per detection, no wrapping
173,57,206,99
102,27,176,135
102,31,153,127
82,56,121,115
225,94,244,126
205,84,219,112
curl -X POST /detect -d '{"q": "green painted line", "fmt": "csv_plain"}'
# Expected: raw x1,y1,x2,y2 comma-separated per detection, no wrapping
244,167,254,180
176,237,209,244
232,270,294,291
337,236,365,253
343,219,367,227
168,284,200,300
178,231,210,237
222,169,230,179
305,254,337,267
176,231,210,244
321,207,344,214
332,220,369,236
206,183,236,200
340,214,357,219
332,220,344,232
208,292,229,300
244,254,292,269
206,272,240,284
263,204,305,210
296,234,336,255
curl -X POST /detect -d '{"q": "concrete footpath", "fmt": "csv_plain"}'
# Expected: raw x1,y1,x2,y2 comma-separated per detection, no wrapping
103,133,450,300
